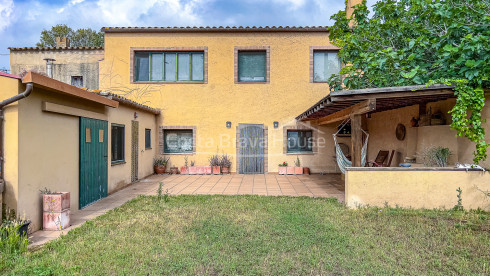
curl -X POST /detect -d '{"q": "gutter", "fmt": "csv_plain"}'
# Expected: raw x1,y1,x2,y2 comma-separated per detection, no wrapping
0,82,33,193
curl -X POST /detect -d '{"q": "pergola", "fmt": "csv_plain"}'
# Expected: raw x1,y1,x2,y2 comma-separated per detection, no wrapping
296,84,455,167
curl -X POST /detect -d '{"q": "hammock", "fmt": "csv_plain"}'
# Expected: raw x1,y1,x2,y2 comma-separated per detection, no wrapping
333,119,369,174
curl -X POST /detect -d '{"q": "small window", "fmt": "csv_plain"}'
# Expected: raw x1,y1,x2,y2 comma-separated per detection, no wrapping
71,76,83,87
134,51,204,82
313,51,340,82
111,124,125,163
145,129,151,149
85,128,91,143
287,130,313,153
238,51,266,82
164,129,193,153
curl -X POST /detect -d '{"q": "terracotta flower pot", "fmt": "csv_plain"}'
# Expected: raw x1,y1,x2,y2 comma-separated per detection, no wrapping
154,165,166,174
278,166,287,175
294,167,303,175
303,167,310,175
222,166,230,174
170,167,179,174
286,167,295,175
181,166,189,175
212,166,221,174
204,166,212,175
43,192,70,212
197,166,205,175
189,166,197,175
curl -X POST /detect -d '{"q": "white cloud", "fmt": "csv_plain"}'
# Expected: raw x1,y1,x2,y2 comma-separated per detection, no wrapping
0,0,14,31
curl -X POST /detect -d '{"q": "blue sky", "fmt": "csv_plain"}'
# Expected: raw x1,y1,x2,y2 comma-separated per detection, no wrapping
0,0,376,71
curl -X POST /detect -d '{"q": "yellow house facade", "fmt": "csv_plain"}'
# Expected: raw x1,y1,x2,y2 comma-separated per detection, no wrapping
100,26,342,173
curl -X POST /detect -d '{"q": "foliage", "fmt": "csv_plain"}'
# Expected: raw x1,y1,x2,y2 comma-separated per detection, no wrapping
328,0,490,163
157,182,163,201
294,157,301,167
219,153,232,167
2,195,488,274
190,160,195,167
36,24,104,47
153,156,170,166
0,223,29,255
209,154,220,167
419,146,452,167
184,156,189,167
278,161,288,167
453,187,464,211
39,187,53,195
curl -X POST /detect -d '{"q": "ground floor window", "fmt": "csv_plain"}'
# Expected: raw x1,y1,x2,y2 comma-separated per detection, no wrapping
145,129,151,149
164,129,193,153
287,130,313,153
111,124,125,163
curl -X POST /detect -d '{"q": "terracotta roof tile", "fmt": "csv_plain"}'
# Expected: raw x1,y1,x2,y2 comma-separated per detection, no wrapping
8,47,103,51
95,92,161,115
101,26,329,33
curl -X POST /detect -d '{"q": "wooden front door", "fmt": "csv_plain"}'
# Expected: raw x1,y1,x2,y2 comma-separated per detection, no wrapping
238,124,265,174
131,120,139,182
79,117,108,208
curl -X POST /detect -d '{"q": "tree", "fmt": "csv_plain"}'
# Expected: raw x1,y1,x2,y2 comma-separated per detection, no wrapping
36,24,104,47
328,0,490,163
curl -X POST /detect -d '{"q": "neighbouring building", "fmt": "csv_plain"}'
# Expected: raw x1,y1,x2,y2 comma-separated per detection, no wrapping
0,72,160,231
9,37,103,90
99,26,342,173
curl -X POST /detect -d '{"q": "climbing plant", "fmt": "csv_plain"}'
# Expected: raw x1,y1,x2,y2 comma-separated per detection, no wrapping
328,0,489,163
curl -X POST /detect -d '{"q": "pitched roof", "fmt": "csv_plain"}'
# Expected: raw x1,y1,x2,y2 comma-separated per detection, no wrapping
96,92,161,115
9,47,103,52
101,26,330,33
0,72,21,79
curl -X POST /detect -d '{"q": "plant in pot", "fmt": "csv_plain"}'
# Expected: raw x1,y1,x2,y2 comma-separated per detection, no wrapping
294,157,303,175
40,187,70,230
278,161,288,175
181,156,189,175
1,207,30,238
189,160,197,175
419,146,452,167
170,166,179,174
209,154,221,174
154,156,170,174
220,153,232,174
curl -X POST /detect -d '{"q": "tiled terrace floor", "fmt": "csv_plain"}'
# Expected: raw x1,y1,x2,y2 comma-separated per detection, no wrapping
29,173,343,248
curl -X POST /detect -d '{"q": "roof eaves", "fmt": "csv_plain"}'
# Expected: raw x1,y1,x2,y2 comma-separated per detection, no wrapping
8,46,104,51
97,92,161,115
101,26,330,33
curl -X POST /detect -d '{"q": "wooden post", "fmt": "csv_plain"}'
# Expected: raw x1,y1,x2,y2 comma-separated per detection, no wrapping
351,114,362,167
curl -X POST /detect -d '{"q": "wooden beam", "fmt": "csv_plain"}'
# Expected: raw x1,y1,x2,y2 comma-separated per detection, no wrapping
330,89,454,102
351,114,363,167
316,99,376,126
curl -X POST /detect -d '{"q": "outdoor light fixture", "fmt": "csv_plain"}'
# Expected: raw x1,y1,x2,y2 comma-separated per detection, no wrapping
273,121,279,128
226,121,232,128
134,112,138,119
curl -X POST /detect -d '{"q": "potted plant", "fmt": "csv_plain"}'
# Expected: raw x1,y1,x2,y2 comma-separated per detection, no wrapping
197,165,205,175
154,156,170,174
294,157,303,175
189,160,197,175
286,165,295,175
170,166,179,174
40,188,70,230
278,162,288,175
1,207,30,237
181,156,189,175
220,153,232,174
209,154,221,174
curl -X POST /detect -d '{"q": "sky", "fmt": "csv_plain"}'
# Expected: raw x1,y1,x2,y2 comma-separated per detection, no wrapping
0,0,376,71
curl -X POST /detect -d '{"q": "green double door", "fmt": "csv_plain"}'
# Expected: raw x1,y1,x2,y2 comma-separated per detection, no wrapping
79,117,108,209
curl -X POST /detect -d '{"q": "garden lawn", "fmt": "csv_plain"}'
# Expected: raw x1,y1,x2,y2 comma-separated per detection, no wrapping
1,195,489,275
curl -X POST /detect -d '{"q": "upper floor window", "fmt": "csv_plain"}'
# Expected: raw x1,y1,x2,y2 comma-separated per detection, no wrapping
313,51,340,82
134,51,204,82
238,51,266,82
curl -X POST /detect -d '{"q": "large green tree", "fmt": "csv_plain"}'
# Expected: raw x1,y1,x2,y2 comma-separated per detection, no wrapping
36,24,104,47
328,0,490,163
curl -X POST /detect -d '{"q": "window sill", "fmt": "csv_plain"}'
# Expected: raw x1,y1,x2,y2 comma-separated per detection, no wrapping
286,152,315,155
111,161,126,166
235,81,269,84
312,81,329,83
145,147,152,150
163,152,195,155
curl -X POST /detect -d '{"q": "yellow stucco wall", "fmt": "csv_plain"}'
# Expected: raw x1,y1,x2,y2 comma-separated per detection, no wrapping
107,104,158,192
0,77,22,219
100,31,335,172
345,169,490,211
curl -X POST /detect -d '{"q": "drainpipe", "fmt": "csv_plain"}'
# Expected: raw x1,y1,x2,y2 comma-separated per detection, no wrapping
0,82,33,193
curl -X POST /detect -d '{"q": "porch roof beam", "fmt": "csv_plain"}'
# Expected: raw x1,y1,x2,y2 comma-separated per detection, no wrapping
316,99,376,126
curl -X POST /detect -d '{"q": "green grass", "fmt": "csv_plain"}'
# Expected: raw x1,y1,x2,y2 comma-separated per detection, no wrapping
1,195,489,275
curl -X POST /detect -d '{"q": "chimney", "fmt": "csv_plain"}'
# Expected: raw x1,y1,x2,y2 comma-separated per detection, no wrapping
346,0,363,25
55,37,70,48
43,58,56,78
